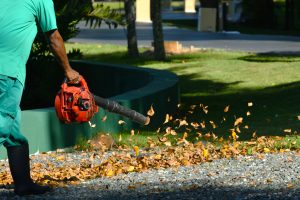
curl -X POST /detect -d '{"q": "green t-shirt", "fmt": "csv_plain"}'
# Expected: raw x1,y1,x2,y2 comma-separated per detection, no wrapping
0,0,57,85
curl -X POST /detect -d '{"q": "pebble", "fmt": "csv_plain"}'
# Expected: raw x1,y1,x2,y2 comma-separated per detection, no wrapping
0,152,299,199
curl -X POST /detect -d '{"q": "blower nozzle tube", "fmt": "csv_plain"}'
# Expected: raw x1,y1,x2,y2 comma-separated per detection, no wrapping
93,95,150,125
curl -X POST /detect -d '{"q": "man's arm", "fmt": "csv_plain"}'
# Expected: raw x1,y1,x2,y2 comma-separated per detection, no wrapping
45,29,80,83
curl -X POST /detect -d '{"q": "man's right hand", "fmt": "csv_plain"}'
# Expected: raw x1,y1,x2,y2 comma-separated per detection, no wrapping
65,68,80,84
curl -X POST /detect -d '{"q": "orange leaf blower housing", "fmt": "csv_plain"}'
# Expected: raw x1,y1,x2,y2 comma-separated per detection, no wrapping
55,76,98,123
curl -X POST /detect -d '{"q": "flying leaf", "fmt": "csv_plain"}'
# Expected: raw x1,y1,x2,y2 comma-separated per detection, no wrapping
190,105,197,110
234,117,243,126
248,102,253,107
297,116,300,120
159,137,168,142
102,116,107,122
183,132,188,140
203,107,208,114
179,120,188,127
200,121,206,128
164,114,170,124
209,121,217,129
224,105,230,113
133,146,139,157
130,130,135,136
88,121,96,128
232,131,237,141
247,111,251,116
284,129,292,133
118,120,126,125
147,105,155,116
170,129,177,136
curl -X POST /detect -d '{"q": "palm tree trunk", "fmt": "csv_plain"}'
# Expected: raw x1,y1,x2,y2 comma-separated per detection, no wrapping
151,0,166,61
124,0,139,57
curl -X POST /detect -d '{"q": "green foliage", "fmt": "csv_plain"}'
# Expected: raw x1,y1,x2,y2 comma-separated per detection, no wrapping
242,0,275,28
29,0,124,60
85,3,125,29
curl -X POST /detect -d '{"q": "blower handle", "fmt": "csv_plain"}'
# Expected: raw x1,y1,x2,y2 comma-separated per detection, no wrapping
63,76,89,90
93,95,150,125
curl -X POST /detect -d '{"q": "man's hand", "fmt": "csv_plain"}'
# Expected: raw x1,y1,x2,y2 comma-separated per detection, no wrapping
65,69,80,83
45,29,80,82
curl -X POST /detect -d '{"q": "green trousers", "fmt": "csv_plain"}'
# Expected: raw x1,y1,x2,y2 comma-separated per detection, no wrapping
0,75,28,147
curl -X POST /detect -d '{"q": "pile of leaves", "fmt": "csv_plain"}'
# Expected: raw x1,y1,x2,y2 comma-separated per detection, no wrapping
0,102,299,187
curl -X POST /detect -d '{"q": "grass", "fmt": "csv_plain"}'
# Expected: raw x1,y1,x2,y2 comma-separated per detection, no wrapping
65,43,300,148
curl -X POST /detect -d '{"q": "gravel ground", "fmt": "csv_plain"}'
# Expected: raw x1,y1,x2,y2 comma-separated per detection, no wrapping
0,152,299,200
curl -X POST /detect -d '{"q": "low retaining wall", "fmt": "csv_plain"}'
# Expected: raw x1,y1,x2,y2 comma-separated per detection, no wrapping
0,61,179,157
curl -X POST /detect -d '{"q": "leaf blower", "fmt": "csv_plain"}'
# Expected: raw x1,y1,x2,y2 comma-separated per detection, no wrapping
54,76,150,125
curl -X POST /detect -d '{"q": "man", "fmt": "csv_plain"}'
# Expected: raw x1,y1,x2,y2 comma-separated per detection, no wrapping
0,0,80,196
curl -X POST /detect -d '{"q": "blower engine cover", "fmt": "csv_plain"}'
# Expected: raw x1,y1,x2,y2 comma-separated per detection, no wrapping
55,76,98,123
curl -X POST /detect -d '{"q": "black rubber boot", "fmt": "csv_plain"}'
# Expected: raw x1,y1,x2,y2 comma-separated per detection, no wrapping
6,143,51,196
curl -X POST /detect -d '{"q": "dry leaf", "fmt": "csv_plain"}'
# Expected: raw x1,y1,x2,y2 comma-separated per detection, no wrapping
164,141,172,147
106,169,114,177
164,114,170,124
232,131,238,141
297,116,300,120
209,121,217,129
203,149,209,159
147,105,155,116
56,155,65,161
130,130,135,136
118,120,126,125
133,146,139,157
191,122,200,129
170,129,177,136
200,121,206,129
118,134,122,142
190,105,197,110
248,102,253,107
246,111,251,116
183,132,188,140
234,117,243,126
264,148,270,153
284,129,292,133
127,166,135,172
224,105,230,113
88,121,96,128
102,116,107,122
179,120,188,127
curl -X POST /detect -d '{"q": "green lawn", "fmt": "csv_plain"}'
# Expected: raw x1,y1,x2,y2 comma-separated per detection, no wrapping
66,43,300,145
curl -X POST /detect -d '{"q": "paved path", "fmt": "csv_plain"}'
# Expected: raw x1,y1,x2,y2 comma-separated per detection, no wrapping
70,11,300,53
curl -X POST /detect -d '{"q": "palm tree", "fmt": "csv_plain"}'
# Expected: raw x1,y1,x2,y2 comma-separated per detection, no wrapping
124,0,139,57
151,0,166,61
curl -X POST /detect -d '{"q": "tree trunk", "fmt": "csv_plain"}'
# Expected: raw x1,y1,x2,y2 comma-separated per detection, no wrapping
151,0,166,61
285,0,295,30
124,0,139,57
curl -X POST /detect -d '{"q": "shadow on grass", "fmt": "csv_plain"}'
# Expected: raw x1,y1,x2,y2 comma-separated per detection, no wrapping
177,75,300,139
238,52,300,63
